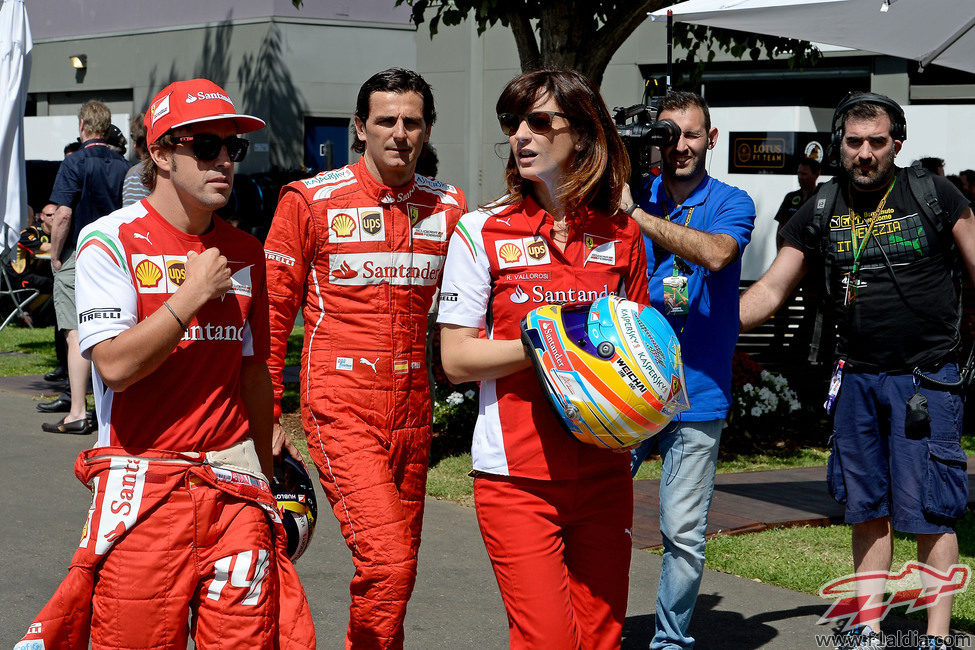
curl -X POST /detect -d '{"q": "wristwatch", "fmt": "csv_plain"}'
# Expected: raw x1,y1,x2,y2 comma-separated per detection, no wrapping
623,202,639,216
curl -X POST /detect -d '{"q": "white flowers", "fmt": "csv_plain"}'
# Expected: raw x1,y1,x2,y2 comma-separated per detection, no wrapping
433,386,479,428
736,370,801,419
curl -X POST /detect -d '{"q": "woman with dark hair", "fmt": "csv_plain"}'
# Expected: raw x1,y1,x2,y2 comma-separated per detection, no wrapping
436,67,650,649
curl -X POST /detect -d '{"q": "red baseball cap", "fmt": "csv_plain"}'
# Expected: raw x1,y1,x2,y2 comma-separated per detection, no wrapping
144,78,265,145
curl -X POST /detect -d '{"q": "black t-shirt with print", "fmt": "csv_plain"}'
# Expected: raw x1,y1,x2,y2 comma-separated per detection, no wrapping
781,167,969,371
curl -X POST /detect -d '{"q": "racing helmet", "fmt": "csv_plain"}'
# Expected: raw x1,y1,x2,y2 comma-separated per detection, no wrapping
272,450,317,561
520,295,689,449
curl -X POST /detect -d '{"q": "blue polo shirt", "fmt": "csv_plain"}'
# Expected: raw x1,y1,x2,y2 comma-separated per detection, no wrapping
637,173,756,420
49,139,128,263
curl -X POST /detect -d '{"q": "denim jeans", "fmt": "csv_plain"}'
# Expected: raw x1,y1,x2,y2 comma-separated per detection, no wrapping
631,419,723,650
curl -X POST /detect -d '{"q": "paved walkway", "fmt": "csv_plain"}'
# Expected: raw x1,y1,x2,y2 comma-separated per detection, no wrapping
2,374,973,648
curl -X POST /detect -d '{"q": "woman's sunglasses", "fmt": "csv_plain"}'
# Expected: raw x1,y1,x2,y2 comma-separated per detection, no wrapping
498,111,573,136
174,134,250,162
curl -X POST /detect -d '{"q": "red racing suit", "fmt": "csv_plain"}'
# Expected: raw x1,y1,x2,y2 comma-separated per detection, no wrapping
15,201,315,649
436,196,649,648
264,157,466,649
15,446,316,649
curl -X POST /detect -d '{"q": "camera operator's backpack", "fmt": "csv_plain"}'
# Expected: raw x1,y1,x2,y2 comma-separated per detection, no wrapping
804,161,957,361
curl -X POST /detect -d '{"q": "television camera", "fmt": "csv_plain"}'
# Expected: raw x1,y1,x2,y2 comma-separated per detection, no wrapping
614,103,681,191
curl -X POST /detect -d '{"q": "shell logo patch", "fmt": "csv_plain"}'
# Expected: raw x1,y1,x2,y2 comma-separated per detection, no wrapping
330,213,357,238
499,242,523,264
135,259,163,288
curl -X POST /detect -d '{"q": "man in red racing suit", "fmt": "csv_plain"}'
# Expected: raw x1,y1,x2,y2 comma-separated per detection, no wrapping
16,78,315,649
264,68,466,649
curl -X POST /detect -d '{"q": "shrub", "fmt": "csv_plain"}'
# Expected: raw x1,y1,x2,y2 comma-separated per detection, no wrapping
429,326,479,463
722,350,826,455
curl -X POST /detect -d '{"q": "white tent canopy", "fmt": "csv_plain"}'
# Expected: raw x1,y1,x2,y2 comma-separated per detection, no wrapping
0,0,31,249
652,0,975,75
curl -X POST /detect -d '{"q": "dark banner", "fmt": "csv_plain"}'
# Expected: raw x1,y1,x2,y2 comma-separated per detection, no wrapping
728,131,831,174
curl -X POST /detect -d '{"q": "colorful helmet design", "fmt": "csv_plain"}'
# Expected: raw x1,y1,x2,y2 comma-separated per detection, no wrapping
272,450,317,561
520,295,689,449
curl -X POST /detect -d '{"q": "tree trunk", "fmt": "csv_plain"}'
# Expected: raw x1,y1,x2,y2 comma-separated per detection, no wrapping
504,9,541,71
506,0,664,88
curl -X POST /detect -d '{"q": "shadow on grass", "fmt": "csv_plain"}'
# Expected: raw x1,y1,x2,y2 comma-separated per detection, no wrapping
17,341,53,354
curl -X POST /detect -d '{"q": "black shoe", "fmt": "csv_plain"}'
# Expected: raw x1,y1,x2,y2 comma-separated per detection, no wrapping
41,417,93,435
37,395,71,413
43,367,67,383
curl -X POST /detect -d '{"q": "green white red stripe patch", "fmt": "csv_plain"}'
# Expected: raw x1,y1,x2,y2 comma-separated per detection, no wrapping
455,221,477,259
78,231,125,268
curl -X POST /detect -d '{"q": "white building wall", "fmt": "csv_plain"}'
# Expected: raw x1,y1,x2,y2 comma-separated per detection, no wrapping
26,0,416,173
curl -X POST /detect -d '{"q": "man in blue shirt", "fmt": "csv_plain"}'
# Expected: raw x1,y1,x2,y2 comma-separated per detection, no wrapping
45,100,128,434
620,90,755,650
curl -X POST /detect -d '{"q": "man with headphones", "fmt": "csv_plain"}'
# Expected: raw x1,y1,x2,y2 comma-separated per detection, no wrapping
620,90,757,650
741,91,975,649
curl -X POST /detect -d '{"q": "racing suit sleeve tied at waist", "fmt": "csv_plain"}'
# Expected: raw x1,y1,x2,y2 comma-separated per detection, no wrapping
15,442,316,649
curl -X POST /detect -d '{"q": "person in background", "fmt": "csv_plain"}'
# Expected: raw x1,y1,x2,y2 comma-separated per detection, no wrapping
916,156,945,177
44,100,129,435
774,156,821,246
33,203,71,391
958,169,975,202
740,92,973,650
122,111,150,206
621,89,756,650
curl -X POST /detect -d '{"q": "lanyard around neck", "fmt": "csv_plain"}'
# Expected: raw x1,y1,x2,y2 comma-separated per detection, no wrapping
670,205,695,277
849,175,896,273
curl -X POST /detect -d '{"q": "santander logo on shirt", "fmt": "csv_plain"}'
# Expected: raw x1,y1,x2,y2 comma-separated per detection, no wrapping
508,283,617,305
329,252,445,286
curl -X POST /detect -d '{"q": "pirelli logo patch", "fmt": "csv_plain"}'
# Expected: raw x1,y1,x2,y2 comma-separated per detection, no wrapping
265,250,296,267
80,307,122,323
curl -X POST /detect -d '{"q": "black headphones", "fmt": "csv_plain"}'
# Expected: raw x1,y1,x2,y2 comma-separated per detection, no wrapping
828,91,907,161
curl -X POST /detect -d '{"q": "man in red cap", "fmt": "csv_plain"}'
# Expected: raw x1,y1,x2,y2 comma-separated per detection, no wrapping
16,79,315,649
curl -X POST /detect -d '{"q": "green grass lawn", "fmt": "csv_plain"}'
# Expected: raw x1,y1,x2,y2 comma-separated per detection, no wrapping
0,325,58,376
702,512,975,632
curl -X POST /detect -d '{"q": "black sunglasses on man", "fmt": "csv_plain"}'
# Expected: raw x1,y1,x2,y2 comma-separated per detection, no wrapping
173,134,249,162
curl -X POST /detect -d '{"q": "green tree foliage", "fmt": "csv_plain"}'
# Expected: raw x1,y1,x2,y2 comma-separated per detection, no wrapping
388,0,821,87
288,0,819,87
